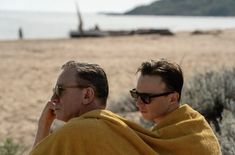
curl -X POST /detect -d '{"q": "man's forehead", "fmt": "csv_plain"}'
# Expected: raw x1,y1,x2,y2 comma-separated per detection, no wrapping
57,69,77,84
137,74,166,90
138,74,163,83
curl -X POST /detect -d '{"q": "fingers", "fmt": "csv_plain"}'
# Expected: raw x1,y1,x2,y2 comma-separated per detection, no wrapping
38,101,56,124
47,101,56,111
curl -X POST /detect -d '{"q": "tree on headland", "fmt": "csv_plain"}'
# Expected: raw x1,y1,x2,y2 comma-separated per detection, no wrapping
125,0,235,16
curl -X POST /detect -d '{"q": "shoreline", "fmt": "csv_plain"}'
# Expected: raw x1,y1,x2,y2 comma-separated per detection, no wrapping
1,27,235,42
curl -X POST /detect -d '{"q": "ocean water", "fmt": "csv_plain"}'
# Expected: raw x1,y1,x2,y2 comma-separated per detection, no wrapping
1,10,235,40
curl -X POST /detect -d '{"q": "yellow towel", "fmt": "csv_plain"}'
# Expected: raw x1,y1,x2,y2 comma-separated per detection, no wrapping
135,104,221,155
30,104,221,155
149,104,221,155
29,111,157,155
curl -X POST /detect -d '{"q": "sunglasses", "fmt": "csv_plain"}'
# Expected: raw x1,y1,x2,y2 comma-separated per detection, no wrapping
130,88,174,104
53,84,89,97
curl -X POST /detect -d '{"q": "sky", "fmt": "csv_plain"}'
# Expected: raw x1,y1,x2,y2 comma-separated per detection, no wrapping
0,0,156,13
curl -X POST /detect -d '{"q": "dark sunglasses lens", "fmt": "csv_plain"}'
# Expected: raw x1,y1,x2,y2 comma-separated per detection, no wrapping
140,95,150,104
130,89,149,104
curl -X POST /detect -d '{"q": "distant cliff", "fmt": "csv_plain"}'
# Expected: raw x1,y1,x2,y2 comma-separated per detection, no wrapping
125,0,235,16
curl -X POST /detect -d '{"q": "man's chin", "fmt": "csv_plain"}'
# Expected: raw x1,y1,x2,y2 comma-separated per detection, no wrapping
55,114,65,122
56,115,71,122
141,113,151,120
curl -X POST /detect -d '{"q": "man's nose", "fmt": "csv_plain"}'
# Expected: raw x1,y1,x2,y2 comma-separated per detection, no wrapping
51,93,60,103
136,97,145,107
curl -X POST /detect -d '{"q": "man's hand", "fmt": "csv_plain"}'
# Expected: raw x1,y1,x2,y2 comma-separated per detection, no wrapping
33,101,56,147
39,101,56,127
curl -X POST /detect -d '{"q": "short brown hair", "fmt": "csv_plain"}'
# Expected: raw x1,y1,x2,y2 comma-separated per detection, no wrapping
137,59,184,101
62,61,109,104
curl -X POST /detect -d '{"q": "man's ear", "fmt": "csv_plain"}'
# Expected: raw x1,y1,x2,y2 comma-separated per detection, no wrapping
169,92,179,104
82,87,95,105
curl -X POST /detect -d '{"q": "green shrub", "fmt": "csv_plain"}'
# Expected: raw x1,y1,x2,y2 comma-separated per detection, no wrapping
108,93,154,128
182,68,235,111
0,138,22,155
182,68,235,120
108,93,138,113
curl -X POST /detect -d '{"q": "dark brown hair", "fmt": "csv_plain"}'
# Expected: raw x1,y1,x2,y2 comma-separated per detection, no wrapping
137,59,184,101
62,61,109,104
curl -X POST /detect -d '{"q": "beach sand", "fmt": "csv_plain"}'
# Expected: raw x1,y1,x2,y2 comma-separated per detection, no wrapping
0,29,235,153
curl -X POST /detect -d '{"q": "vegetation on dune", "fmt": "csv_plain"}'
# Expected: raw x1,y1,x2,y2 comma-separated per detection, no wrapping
182,68,235,154
125,0,235,16
0,138,22,155
182,68,235,133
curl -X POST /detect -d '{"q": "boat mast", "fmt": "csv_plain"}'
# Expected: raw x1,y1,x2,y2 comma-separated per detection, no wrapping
75,1,83,33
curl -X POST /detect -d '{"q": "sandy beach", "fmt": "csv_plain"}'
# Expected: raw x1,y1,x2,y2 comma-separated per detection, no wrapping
0,29,235,153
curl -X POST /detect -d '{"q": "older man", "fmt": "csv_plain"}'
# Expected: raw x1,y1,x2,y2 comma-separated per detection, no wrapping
129,59,221,155
30,60,157,155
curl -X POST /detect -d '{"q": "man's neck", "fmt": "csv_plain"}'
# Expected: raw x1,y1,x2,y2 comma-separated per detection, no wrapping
80,101,105,116
154,103,180,124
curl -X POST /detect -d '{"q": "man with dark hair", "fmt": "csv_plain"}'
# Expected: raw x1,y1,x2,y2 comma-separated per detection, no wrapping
30,60,157,155
130,59,221,155
131,59,183,122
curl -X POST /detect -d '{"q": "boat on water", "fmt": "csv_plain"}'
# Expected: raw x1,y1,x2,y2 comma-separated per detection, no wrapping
70,30,109,38
69,2,174,38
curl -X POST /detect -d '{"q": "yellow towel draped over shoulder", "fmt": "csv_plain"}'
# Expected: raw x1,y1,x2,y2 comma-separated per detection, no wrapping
30,104,221,155
29,110,157,155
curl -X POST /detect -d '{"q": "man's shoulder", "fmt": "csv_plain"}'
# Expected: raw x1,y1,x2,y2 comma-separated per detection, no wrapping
153,104,205,130
58,110,118,132
29,118,98,155
55,109,142,137
59,116,102,132
179,104,203,117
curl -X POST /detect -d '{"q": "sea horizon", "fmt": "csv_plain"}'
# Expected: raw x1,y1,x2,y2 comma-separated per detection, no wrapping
1,10,235,40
